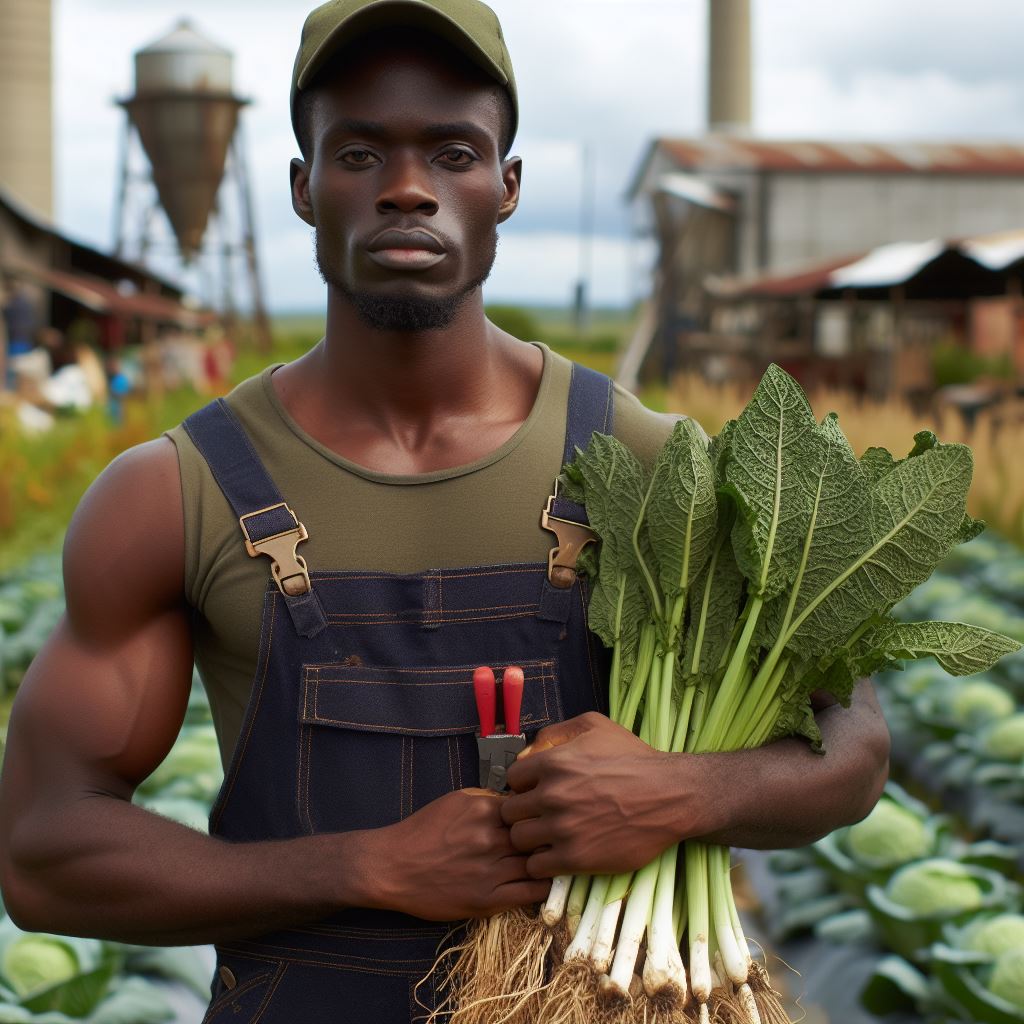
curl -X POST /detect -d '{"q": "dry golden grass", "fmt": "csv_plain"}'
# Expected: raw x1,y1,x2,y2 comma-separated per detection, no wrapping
663,375,1024,549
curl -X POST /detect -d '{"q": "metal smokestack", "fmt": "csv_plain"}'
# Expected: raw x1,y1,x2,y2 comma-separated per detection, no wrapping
707,0,752,135
0,0,53,217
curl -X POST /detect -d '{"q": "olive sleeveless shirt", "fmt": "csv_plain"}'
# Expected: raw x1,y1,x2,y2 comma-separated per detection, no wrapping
165,343,678,765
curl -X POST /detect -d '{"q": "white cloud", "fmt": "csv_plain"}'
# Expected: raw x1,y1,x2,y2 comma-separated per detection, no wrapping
758,67,1024,141
487,231,655,307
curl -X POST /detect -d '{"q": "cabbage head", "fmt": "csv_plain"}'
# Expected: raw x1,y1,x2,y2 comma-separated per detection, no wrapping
2,935,79,997
983,715,1024,761
965,914,1024,957
949,680,1015,728
846,799,930,868
989,947,1024,1009
886,859,985,916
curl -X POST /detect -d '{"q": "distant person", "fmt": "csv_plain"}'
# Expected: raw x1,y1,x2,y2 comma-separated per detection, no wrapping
2,284,39,387
105,354,132,425
0,3,890,1021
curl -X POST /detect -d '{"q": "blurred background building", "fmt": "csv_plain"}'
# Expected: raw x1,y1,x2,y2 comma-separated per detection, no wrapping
622,0,1024,409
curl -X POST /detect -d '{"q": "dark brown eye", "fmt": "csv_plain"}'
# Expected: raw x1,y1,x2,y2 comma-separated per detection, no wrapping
340,149,377,166
439,148,476,166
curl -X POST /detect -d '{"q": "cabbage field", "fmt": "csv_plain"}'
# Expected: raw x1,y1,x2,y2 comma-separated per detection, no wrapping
0,554,220,1023
1,532,1023,1022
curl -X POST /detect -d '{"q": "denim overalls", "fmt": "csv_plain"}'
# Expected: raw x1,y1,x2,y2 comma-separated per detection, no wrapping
182,363,613,1023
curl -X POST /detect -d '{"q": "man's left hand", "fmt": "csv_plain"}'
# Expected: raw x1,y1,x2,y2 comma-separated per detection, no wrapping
500,712,702,878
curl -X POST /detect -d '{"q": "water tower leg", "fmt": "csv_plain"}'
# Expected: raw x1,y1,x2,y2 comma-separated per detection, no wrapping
232,131,271,351
112,119,133,257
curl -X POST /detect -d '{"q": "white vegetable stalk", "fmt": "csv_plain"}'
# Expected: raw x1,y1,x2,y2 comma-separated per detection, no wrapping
542,875,572,927
608,858,660,997
562,874,610,962
566,874,591,938
643,844,681,995
590,897,623,974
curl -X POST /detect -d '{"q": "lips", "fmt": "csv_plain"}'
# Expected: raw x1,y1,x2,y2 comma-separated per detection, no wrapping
365,228,448,271
367,229,446,255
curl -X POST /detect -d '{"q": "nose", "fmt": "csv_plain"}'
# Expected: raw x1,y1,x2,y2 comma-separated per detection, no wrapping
376,152,439,216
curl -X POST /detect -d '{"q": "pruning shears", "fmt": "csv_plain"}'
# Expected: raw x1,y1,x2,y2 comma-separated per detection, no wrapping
474,665,527,792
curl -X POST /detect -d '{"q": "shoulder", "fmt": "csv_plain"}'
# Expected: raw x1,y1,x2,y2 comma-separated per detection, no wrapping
611,381,707,468
63,438,185,644
541,346,703,466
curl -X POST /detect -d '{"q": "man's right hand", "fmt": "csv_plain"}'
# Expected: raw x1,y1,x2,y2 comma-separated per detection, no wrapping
367,789,550,920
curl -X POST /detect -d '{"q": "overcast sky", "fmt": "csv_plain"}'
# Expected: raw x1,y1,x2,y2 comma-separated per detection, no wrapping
53,0,1024,312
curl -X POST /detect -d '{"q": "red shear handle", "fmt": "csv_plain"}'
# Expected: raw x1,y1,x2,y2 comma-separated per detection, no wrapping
473,666,496,738
502,666,524,736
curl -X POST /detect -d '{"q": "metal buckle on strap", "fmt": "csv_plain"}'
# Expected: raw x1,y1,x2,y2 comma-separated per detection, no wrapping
239,503,312,597
540,483,597,589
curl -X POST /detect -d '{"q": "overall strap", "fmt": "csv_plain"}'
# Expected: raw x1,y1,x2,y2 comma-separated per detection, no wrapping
539,362,614,621
182,399,327,638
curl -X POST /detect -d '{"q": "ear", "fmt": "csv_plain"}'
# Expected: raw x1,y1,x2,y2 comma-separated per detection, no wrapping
497,156,522,224
290,158,315,226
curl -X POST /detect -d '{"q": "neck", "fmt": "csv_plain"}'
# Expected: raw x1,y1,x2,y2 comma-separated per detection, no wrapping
314,285,495,423
270,286,544,473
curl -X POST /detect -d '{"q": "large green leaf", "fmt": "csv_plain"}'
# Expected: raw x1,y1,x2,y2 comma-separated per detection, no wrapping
121,946,211,1000
20,961,115,1017
722,364,825,599
857,619,1021,676
756,412,872,653
783,442,976,656
646,419,718,617
682,512,744,679
568,433,651,650
860,446,897,486
86,977,174,1024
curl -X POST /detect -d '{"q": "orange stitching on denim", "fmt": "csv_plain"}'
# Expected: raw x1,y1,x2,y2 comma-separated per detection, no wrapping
294,925,447,940
250,962,287,1024
212,591,277,830
202,972,273,1022
446,735,456,792
435,566,543,580
302,718,477,735
403,737,411,815
244,954,421,976
399,736,407,821
322,611,537,626
313,661,549,677
311,565,544,580
423,601,537,616
309,675,543,688
234,942,436,966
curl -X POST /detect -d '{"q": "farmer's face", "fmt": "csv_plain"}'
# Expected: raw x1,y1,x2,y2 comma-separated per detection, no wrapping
291,43,520,320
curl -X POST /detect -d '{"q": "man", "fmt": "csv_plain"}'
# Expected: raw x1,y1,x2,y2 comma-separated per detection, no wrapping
0,2,889,1021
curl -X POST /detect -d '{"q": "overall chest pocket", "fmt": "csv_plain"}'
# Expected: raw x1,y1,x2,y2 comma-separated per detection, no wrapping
296,660,561,834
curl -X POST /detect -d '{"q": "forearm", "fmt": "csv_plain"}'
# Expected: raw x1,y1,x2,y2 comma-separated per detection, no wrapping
2,795,389,945
685,680,890,849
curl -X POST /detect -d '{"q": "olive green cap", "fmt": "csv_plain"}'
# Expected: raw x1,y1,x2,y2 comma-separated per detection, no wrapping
291,0,518,145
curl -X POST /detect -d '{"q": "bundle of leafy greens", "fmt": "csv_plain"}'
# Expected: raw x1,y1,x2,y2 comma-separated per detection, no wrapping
532,364,1022,1024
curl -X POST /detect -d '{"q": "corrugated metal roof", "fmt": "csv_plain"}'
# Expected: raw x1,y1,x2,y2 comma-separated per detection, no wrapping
710,229,1024,300
14,263,214,325
657,137,1024,175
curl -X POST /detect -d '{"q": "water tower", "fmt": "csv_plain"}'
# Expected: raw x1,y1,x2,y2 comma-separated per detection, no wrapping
113,19,270,347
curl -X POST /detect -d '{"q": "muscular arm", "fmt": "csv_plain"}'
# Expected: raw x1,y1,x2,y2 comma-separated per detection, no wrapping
0,440,545,945
502,682,890,878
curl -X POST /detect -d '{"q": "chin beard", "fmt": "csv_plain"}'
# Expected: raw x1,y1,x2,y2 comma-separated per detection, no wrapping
313,230,497,332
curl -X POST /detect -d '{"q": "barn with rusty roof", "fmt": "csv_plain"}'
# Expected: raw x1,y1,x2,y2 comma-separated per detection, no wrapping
622,2,1024,399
